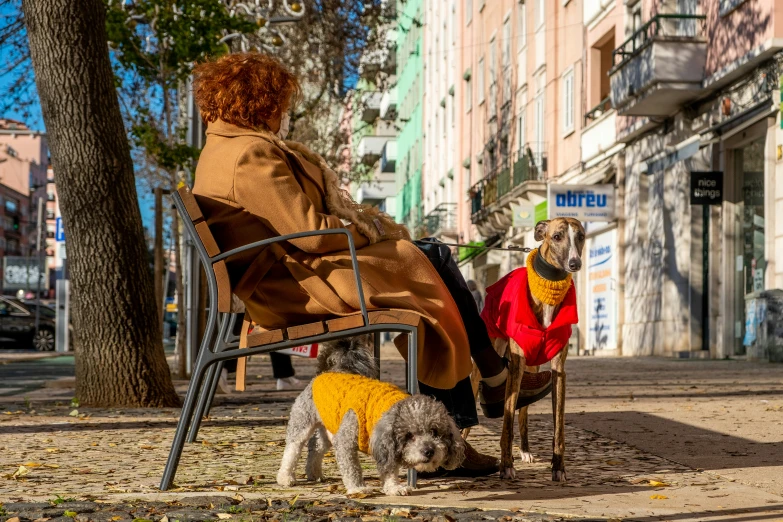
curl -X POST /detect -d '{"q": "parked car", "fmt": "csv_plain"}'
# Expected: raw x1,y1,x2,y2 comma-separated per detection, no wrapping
0,296,58,351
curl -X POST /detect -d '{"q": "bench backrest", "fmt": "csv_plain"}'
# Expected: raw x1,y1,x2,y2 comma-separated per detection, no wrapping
176,186,233,313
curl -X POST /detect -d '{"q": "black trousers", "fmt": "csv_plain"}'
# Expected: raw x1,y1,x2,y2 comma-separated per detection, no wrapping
224,316,296,379
414,238,493,430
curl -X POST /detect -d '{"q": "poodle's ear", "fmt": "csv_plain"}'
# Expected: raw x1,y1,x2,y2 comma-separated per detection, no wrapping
441,418,466,470
370,405,402,473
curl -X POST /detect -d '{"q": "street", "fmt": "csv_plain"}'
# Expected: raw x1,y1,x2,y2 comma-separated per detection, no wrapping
1,349,781,521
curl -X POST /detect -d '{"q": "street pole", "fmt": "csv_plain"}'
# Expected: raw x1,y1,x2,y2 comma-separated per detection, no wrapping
154,187,164,335
34,196,43,333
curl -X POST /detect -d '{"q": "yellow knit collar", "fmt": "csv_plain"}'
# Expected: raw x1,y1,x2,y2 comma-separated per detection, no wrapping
526,249,572,306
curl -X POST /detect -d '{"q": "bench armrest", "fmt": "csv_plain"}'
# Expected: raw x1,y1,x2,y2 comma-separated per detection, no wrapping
212,229,369,326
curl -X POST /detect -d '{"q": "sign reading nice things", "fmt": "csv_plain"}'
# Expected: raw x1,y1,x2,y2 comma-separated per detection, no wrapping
547,184,616,222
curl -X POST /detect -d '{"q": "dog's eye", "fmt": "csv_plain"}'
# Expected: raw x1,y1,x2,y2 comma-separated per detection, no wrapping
430,429,439,438
577,233,585,241
553,233,562,241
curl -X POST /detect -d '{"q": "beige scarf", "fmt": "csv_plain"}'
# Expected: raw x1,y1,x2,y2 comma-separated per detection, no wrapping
257,129,411,244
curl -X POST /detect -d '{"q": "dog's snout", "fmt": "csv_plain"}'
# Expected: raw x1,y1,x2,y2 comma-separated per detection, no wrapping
568,259,582,271
423,446,435,459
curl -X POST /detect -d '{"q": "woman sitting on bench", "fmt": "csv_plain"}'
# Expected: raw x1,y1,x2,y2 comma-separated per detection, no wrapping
190,52,552,477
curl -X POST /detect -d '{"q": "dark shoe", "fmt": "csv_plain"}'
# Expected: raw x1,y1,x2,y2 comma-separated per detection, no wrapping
478,370,552,419
418,440,499,478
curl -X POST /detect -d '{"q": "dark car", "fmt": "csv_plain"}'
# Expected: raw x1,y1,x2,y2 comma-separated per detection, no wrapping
0,296,57,351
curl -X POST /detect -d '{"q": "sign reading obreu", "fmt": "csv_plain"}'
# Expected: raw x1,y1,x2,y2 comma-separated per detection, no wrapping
547,184,616,222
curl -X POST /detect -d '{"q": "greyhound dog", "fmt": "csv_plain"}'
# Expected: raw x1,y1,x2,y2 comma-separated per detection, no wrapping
472,217,585,481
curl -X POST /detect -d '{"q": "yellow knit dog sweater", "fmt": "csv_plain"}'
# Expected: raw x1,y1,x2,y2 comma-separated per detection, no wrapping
526,249,572,306
312,373,409,453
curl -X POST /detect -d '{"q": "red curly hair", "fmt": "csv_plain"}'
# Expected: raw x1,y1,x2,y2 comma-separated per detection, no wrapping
193,52,301,130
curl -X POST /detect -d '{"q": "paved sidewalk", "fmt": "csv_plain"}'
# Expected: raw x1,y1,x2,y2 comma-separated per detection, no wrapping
0,349,782,521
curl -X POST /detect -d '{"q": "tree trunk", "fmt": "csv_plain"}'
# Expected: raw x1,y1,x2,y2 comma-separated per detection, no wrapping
22,0,180,407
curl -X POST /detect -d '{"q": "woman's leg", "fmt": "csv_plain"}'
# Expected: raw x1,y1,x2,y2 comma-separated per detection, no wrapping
414,238,504,377
270,352,295,379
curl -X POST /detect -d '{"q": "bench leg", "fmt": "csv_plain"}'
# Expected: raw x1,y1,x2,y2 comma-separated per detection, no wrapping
187,314,232,443
407,327,418,489
160,355,213,491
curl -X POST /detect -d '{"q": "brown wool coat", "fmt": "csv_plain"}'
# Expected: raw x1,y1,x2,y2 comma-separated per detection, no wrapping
192,120,471,389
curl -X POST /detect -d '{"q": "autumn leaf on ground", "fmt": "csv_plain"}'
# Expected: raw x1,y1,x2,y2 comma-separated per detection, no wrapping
24,462,42,468
216,514,231,520
649,480,671,487
46,448,59,453
650,494,669,500
12,465,30,479
346,492,371,499
69,409,79,417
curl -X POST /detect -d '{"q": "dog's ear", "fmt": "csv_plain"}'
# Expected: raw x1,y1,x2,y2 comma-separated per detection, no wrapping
370,404,402,474
441,417,466,470
534,220,550,242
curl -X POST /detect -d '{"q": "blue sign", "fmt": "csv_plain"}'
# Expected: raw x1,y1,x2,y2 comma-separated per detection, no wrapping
547,183,616,222
55,217,65,242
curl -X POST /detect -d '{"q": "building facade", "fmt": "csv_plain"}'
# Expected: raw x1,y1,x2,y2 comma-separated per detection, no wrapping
395,0,425,230
395,0,783,359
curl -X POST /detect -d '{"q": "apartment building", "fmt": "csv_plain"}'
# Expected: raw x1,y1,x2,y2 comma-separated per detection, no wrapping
608,0,783,359
416,1,458,243
395,0,425,230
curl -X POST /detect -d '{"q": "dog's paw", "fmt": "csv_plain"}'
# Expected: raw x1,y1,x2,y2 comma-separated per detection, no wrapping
276,471,297,487
499,466,516,480
346,486,374,496
306,473,325,483
383,484,412,496
519,450,536,463
552,469,567,482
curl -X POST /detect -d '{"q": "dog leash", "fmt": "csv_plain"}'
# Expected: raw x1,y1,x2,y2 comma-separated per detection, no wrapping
417,239,534,253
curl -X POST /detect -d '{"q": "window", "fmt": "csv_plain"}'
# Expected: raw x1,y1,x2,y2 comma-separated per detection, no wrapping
720,0,748,16
502,17,512,69
517,112,526,150
466,0,472,24
465,77,472,112
478,56,485,104
516,2,526,53
536,0,545,28
489,37,497,79
562,68,574,134
534,93,544,153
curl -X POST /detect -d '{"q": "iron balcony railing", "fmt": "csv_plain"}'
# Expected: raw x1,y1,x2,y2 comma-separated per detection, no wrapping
418,203,457,239
612,13,706,68
584,96,612,125
469,146,546,223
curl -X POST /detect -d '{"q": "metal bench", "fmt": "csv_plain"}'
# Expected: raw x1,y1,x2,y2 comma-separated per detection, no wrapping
159,185,421,491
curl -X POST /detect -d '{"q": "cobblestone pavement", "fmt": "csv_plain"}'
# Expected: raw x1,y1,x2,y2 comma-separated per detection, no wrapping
1,351,782,521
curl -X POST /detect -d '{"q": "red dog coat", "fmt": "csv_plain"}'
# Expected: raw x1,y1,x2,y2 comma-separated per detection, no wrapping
480,268,578,366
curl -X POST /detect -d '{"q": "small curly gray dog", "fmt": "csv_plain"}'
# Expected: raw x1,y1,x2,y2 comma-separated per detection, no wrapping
276,336,465,496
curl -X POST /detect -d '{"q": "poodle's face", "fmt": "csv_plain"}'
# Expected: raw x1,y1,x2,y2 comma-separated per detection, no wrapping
376,395,465,473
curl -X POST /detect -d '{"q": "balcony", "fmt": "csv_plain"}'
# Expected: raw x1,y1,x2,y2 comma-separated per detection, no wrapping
359,92,382,123
380,87,397,120
418,203,457,240
582,98,618,164
359,28,397,78
469,147,547,227
609,14,707,117
356,135,389,165
380,140,397,173
355,171,396,209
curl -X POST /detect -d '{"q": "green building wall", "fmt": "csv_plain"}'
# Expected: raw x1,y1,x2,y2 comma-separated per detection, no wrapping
395,0,423,229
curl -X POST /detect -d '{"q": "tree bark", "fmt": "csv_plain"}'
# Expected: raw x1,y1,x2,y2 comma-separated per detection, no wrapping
22,0,180,407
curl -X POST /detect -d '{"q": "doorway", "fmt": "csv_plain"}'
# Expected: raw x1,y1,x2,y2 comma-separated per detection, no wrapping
727,134,766,355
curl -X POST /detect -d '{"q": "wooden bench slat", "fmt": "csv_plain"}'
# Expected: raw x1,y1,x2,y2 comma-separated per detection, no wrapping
246,328,285,347
326,314,366,332
178,186,205,223
195,221,220,257
214,260,232,313
369,310,420,327
287,321,326,340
